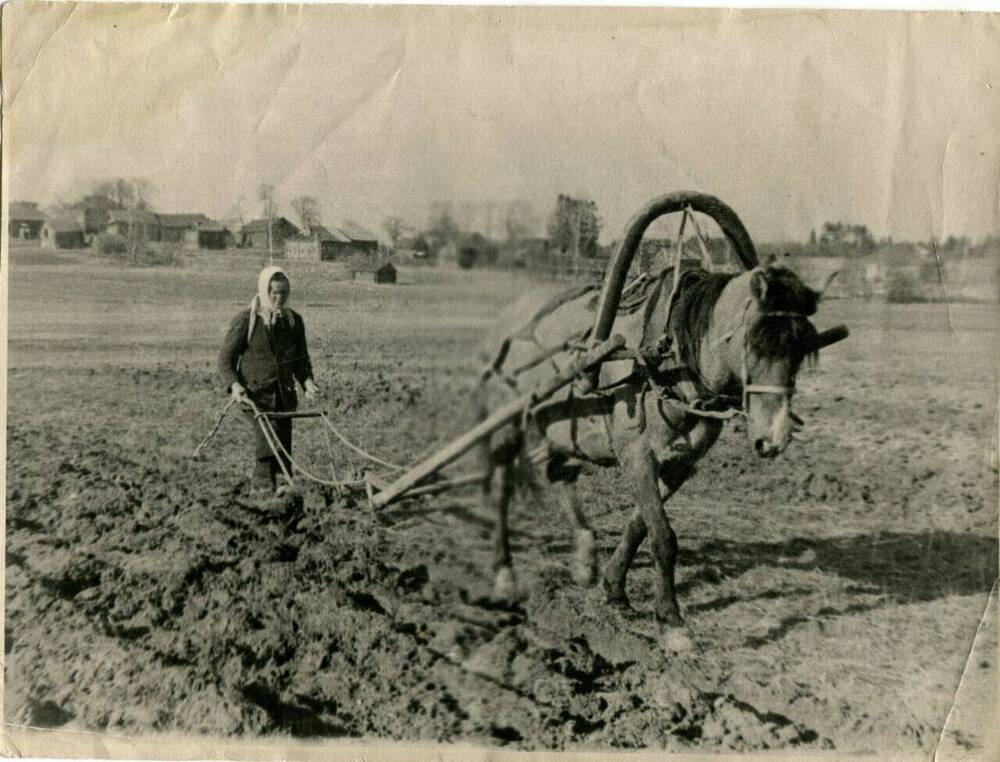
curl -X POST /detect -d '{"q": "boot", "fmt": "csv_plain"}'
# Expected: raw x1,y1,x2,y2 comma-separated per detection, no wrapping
250,458,276,497
271,458,294,495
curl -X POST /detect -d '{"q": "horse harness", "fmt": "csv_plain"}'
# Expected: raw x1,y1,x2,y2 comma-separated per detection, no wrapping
480,266,805,443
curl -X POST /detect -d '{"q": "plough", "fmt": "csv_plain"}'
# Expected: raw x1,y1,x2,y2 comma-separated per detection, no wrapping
194,191,849,510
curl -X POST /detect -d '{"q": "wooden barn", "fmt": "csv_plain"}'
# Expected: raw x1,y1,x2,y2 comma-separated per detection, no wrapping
285,226,340,261
40,219,86,249
9,201,47,240
240,217,300,251
105,209,160,241
351,261,397,284
183,221,229,250
287,224,380,261
158,213,209,243
336,221,379,257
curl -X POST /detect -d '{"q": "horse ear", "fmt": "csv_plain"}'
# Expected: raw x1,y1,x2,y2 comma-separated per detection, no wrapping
751,269,768,304
815,270,839,301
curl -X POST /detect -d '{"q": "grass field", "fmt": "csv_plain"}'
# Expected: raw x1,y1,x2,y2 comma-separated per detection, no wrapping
5,248,998,753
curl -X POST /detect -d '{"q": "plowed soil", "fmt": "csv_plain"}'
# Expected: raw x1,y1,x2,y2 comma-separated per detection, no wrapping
5,257,998,754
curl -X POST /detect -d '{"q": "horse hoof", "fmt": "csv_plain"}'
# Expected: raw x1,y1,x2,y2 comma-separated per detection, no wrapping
572,529,597,587
662,627,695,654
602,578,630,610
493,566,519,602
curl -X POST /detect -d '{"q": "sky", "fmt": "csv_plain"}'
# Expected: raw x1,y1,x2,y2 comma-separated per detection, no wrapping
4,4,999,243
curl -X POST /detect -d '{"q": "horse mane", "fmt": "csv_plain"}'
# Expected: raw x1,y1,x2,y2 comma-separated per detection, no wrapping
668,270,738,371
667,265,821,374
747,266,820,368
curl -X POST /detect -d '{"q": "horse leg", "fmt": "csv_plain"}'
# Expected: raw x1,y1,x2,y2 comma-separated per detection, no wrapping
478,419,522,602
617,439,684,623
603,510,646,609
477,437,519,602
602,415,721,613
547,457,595,586
473,381,520,602
490,460,519,601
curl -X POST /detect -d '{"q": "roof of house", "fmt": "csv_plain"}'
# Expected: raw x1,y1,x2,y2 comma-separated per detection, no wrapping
158,213,209,228
313,225,351,243
290,226,374,244
351,260,396,273
107,209,159,225
9,201,47,222
294,225,343,243
337,221,378,242
397,235,428,248
197,220,228,232
45,218,84,233
242,217,299,234
287,227,341,243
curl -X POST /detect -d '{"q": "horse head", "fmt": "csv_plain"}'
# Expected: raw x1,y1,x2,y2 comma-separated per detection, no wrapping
736,265,823,457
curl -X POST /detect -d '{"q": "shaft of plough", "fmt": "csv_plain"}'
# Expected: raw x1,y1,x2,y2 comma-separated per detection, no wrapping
370,334,626,509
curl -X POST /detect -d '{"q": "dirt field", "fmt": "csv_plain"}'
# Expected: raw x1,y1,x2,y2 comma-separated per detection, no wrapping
5,251,998,754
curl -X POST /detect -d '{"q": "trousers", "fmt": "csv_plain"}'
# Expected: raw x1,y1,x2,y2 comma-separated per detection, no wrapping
242,390,293,491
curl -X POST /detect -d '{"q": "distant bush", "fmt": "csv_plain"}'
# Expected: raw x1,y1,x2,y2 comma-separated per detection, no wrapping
918,257,942,283
886,271,927,303
92,234,182,267
94,233,128,255
136,247,181,267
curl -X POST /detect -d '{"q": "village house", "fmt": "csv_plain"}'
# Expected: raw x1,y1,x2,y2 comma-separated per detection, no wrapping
105,209,161,241
158,213,209,243
337,222,379,256
285,225,340,261
8,201,47,240
40,219,86,249
240,217,300,251
396,234,431,258
183,221,230,250
285,224,379,262
350,260,397,284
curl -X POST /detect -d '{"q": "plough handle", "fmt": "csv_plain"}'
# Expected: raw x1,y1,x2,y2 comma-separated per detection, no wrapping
370,334,627,509
256,411,325,419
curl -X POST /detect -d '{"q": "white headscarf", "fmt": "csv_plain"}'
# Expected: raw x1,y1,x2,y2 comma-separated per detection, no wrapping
247,265,295,343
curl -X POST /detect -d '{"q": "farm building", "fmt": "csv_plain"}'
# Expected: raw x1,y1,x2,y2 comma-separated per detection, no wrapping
397,234,430,256
328,223,379,260
285,226,340,261
40,219,86,249
240,217,300,251
158,213,209,243
351,261,397,284
287,224,380,261
9,201,47,240
183,221,229,250
105,209,161,241
337,222,379,255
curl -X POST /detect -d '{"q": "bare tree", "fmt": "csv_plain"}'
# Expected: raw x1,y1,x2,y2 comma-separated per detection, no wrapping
231,195,247,228
503,200,539,245
426,204,460,251
291,195,320,236
258,183,277,262
90,177,152,263
124,178,153,264
382,215,410,249
547,194,601,273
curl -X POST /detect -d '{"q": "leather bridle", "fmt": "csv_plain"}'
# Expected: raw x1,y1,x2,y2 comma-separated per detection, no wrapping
739,306,803,413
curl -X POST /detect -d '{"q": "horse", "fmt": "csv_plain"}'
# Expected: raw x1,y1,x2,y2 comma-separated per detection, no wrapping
473,198,846,652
